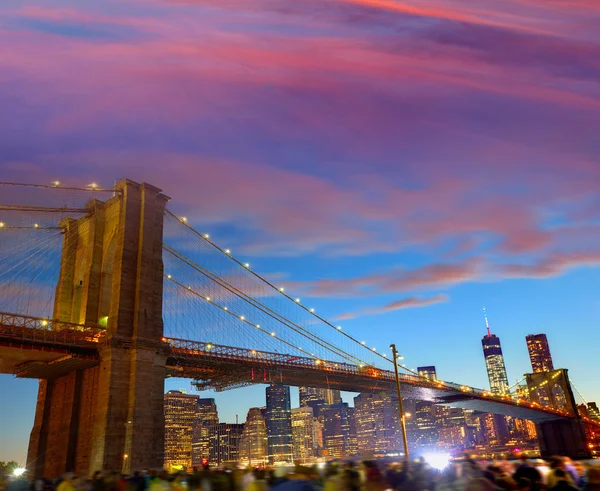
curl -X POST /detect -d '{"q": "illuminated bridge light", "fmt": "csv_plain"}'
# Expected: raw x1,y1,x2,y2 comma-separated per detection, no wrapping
361,341,366,345
295,298,300,303
337,326,342,330
89,182,99,189
181,217,188,223
240,316,245,320
187,286,191,290
244,263,250,268
34,223,39,228
204,234,210,238
167,274,172,279
256,324,260,329
252,350,256,354
206,297,210,301
225,249,231,254
310,308,315,313
0,222,4,228
271,332,276,337
279,287,284,292
41,320,48,327
372,347,376,351
53,180,60,186
206,343,212,350
315,360,321,365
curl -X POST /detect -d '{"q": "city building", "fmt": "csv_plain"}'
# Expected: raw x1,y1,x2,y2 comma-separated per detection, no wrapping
589,402,600,421
291,406,321,463
481,311,510,394
412,367,438,451
321,403,357,457
239,407,268,466
164,390,199,471
417,366,437,381
209,423,245,466
265,385,293,464
192,398,219,467
434,406,468,449
299,387,342,407
354,392,402,454
526,334,555,373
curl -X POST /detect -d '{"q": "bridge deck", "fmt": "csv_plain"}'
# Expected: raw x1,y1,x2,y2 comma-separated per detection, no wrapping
0,313,591,426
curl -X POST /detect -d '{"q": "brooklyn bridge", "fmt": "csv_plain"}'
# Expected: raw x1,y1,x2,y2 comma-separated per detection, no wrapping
0,180,597,478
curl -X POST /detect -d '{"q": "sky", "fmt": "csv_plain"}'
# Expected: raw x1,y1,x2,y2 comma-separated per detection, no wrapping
1,0,600,463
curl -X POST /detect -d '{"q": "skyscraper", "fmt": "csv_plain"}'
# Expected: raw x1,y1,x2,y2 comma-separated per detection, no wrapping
526,334,554,373
291,406,321,463
354,392,402,454
265,385,293,464
321,403,357,457
209,423,245,465
192,398,219,467
239,407,268,466
481,310,509,394
164,390,199,471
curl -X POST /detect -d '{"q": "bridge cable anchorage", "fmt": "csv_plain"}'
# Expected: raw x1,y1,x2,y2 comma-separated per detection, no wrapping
162,257,370,368
164,209,408,370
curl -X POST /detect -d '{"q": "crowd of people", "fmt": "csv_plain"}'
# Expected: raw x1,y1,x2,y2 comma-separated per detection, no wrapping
2,456,600,491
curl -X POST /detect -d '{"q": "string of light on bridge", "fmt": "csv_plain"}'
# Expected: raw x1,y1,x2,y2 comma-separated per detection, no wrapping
166,210,421,373
0,180,116,193
163,273,371,369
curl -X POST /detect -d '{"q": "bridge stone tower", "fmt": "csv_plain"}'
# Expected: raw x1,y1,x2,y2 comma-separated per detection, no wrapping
27,180,169,478
525,368,592,458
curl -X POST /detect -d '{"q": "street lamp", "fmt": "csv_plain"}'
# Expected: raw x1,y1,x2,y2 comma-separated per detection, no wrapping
390,343,410,461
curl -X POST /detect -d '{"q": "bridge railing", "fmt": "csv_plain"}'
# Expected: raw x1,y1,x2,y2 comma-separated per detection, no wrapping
0,311,105,348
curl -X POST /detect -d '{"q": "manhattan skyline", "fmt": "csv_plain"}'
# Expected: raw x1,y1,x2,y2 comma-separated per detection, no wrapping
1,0,600,463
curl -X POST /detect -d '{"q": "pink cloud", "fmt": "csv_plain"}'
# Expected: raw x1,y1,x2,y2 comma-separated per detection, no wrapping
366,293,450,314
335,293,449,320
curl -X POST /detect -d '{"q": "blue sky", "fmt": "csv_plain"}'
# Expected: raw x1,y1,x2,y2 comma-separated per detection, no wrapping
1,0,600,463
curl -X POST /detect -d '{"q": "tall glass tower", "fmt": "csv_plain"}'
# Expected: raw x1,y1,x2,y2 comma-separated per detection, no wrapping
481,309,509,394
265,385,293,464
526,333,554,373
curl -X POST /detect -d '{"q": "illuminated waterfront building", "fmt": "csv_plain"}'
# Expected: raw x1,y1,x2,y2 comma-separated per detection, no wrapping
192,398,219,467
354,392,401,454
291,406,321,462
266,385,293,463
299,387,342,407
417,366,437,381
526,334,555,373
209,423,244,465
321,403,357,457
434,406,468,448
164,390,199,471
412,366,438,450
589,402,600,421
239,407,268,466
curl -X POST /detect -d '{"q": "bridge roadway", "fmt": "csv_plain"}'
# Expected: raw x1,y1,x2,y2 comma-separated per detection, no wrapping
0,311,592,426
